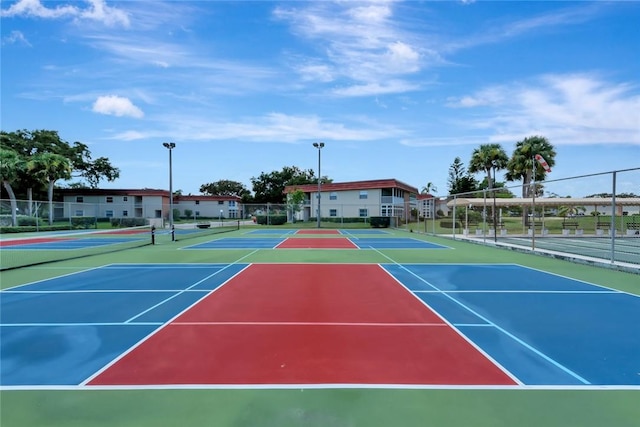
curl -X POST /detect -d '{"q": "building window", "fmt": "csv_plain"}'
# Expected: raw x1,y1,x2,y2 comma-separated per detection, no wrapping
330,192,337,200
195,211,200,216
106,196,113,203
75,210,83,216
218,200,224,205
122,210,128,217
76,196,83,203
229,200,236,207
329,209,337,217
359,208,368,217
105,210,114,218
195,200,200,205
123,196,128,202
359,191,368,199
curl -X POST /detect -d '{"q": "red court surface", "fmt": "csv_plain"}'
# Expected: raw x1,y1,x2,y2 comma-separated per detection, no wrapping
0,237,68,247
276,237,357,249
89,264,516,386
296,229,341,235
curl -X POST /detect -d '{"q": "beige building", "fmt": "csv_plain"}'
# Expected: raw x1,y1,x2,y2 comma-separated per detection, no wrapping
285,179,419,222
58,189,242,222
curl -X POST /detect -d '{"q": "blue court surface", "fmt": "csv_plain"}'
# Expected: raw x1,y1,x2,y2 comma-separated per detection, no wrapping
1,262,639,387
382,263,640,386
183,237,449,250
1,264,247,385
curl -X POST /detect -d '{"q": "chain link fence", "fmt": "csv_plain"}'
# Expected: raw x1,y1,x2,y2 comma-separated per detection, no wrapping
411,168,640,268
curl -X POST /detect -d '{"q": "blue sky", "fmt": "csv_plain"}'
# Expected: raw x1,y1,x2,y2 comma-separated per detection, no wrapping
2,0,639,198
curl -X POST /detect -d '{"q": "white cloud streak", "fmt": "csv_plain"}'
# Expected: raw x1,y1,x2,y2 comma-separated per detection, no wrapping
110,112,404,143
447,74,640,146
2,30,31,46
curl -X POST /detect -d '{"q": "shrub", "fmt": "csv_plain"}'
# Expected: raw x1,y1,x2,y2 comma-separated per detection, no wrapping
71,216,96,229
370,216,390,228
255,214,287,225
111,217,147,227
17,216,41,226
440,220,462,229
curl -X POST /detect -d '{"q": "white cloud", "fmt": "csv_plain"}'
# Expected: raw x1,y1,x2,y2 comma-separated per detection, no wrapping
1,0,129,27
78,0,129,27
92,95,144,118
1,0,77,19
274,1,426,95
449,74,640,145
2,30,31,46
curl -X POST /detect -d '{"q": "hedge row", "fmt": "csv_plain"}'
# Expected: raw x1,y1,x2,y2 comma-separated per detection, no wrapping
0,225,73,233
255,215,287,225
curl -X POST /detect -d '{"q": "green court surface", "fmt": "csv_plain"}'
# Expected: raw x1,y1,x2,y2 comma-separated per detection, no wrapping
1,227,639,427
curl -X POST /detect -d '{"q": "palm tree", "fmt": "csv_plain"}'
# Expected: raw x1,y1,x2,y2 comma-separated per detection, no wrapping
505,135,556,224
468,143,509,190
469,144,509,229
0,149,26,226
421,181,437,195
28,153,72,225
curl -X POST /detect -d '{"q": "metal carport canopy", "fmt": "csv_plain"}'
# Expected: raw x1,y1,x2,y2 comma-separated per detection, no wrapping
446,197,640,208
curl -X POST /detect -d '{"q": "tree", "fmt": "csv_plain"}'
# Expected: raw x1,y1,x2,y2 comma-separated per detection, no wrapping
286,189,306,222
28,153,72,225
558,204,586,218
200,180,251,199
505,135,556,224
447,157,477,195
0,129,120,192
505,136,556,198
468,143,509,190
421,182,437,195
0,149,26,226
251,166,330,204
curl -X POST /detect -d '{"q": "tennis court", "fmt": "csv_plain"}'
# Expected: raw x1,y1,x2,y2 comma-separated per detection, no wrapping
1,225,639,426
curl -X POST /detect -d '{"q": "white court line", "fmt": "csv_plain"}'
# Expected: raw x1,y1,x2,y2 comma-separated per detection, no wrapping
412,290,619,294
2,289,211,294
0,322,163,327
3,383,640,391
170,321,449,327
380,259,591,385
78,252,258,386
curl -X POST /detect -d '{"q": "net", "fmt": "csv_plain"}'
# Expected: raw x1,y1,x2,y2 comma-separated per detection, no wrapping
161,221,240,242
173,221,240,242
0,225,152,270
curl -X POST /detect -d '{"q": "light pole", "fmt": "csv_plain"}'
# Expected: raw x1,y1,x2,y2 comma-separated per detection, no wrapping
312,142,325,228
163,142,176,241
491,161,498,243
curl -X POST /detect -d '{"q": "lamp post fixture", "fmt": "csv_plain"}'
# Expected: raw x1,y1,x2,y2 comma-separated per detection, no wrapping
312,142,325,228
162,142,176,241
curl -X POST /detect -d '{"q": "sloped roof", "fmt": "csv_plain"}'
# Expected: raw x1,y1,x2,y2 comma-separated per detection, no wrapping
285,178,419,193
